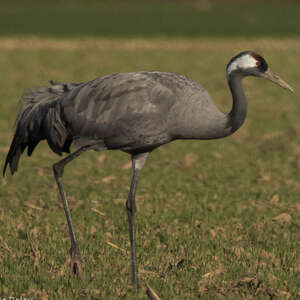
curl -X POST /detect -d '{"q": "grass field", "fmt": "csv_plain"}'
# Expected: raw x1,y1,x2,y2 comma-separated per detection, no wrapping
1,0,300,38
0,37,299,299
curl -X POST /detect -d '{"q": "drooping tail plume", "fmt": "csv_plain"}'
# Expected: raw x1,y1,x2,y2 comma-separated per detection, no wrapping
3,81,78,176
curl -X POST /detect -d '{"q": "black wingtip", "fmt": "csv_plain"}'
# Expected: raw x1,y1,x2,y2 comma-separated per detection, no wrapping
3,163,8,177
3,148,10,177
3,157,12,177
3,137,22,177
2,157,14,177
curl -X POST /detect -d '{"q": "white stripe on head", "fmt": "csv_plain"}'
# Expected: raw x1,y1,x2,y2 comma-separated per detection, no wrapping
227,54,258,78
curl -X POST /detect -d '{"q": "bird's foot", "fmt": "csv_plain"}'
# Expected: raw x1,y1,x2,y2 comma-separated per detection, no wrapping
69,246,85,281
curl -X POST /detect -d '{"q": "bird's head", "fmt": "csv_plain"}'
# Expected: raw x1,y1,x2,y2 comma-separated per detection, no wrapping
226,51,294,93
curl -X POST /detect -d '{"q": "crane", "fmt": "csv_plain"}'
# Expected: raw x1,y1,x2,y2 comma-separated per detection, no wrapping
3,51,294,287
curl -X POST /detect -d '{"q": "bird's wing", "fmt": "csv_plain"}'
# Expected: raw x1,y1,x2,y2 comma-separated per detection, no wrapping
60,72,176,150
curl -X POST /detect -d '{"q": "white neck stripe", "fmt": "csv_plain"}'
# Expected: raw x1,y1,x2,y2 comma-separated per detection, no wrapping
227,54,257,77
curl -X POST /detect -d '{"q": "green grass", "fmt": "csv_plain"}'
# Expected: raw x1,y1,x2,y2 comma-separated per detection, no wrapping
0,0,300,38
0,37,299,299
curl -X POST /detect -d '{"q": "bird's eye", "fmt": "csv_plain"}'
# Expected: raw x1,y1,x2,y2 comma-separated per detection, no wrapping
252,53,261,67
251,53,268,72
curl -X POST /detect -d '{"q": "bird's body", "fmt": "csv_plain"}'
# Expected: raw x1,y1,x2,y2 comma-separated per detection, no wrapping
3,51,293,287
7,71,230,173
62,72,229,148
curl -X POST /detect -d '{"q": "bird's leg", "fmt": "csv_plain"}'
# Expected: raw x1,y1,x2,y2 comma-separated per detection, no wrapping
52,145,91,280
126,152,149,288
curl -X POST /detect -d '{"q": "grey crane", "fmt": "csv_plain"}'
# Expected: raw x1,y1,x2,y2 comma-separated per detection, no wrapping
3,51,293,287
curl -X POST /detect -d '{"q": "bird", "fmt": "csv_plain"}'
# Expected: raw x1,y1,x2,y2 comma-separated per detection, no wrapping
3,51,294,287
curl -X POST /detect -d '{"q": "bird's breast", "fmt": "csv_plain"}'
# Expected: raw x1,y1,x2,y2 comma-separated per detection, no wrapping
167,95,229,140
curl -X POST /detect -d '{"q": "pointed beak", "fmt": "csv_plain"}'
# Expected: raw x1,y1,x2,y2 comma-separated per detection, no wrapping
262,69,294,93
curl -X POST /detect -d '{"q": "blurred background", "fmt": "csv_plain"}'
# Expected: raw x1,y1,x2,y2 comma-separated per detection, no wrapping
0,0,299,38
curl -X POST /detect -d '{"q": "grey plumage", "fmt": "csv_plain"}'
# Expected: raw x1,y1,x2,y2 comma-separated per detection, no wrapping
4,71,231,175
3,51,293,287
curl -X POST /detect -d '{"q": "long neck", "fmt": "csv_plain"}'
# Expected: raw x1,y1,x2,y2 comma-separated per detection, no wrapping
227,72,247,134
169,72,248,141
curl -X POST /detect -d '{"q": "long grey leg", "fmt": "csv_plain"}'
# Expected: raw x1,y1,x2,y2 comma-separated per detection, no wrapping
52,145,91,279
126,152,149,287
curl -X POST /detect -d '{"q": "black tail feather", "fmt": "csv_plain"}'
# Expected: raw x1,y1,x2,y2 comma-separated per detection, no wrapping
3,81,75,176
3,133,22,176
27,141,39,157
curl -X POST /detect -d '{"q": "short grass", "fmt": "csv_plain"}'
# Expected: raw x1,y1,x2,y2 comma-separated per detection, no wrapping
0,37,299,299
